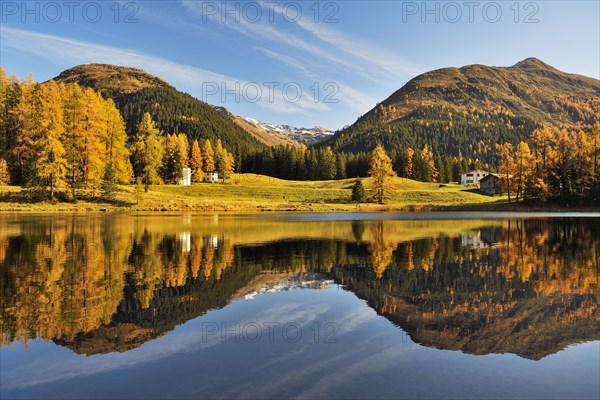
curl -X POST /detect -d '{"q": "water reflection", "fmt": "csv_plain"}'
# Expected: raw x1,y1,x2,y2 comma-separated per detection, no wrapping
0,214,598,361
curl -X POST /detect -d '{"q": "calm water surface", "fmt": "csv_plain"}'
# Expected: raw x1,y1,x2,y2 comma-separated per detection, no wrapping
1,213,599,399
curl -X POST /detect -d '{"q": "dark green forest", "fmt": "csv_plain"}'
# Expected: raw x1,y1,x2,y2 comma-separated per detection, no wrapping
320,105,541,166
114,86,265,157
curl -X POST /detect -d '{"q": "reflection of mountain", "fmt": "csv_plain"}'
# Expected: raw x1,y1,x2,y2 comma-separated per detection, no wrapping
1,216,598,359
333,252,599,360
55,270,331,355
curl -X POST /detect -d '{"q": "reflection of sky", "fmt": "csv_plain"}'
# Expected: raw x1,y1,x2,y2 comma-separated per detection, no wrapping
1,287,599,399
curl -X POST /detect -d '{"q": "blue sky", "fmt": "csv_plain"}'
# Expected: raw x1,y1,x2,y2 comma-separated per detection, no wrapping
1,1,599,129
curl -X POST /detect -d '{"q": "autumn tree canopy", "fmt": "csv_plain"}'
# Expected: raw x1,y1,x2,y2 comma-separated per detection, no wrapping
369,145,396,203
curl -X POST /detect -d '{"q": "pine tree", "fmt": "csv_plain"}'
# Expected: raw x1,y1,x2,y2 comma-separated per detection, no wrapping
412,152,431,182
434,155,446,183
335,153,347,179
319,147,337,180
351,177,367,202
368,145,396,203
190,139,203,182
131,112,163,192
443,156,453,183
306,149,318,180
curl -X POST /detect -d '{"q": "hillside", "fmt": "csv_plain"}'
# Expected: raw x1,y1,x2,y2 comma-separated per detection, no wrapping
51,64,265,156
52,63,172,96
321,58,600,162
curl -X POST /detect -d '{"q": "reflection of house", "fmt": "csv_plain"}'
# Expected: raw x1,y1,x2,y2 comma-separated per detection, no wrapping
480,227,503,246
461,170,489,186
480,173,508,195
203,234,219,249
204,171,218,183
178,168,192,186
462,228,505,249
461,232,487,249
178,232,191,253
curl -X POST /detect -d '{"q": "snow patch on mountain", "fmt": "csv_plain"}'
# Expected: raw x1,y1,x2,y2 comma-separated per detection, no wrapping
243,118,334,146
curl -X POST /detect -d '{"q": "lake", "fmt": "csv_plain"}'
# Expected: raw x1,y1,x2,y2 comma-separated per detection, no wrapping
1,213,599,399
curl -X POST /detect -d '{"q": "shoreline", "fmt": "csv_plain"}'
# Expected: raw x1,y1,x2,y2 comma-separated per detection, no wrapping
1,200,597,214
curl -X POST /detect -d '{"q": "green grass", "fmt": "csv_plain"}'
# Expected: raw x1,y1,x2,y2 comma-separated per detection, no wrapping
0,174,508,212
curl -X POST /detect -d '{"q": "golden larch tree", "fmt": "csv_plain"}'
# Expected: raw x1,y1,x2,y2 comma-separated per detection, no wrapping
514,141,532,201
190,139,203,182
368,145,396,203
496,142,515,202
203,139,215,172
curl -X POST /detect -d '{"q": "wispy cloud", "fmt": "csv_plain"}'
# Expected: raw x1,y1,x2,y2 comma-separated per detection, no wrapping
292,14,420,78
1,26,236,87
255,46,311,75
258,1,420,80
179,0,409,116
0,27,327,115
181,0,381,84
254,47,377,114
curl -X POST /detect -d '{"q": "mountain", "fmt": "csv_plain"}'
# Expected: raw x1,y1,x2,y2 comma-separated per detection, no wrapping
212,106,334,147
212,106,300,147
52,64,172,96
320,58,600,162
51,64,265,156
238,118,334,146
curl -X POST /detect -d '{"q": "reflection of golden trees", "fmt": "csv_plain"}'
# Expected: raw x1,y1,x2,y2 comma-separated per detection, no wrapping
2,217,129,345
368,222,397,278
1,216,240,347
1,215,597,353
499,220,599,297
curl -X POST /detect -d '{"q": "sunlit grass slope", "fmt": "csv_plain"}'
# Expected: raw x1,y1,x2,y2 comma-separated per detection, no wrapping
0,174,506,212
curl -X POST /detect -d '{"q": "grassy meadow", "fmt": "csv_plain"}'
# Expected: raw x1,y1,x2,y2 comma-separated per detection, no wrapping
0,174,507,212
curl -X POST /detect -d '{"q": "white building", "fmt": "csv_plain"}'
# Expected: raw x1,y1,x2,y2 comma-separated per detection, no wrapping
204,171,219,183
460,170,489,186
178,168,192,186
